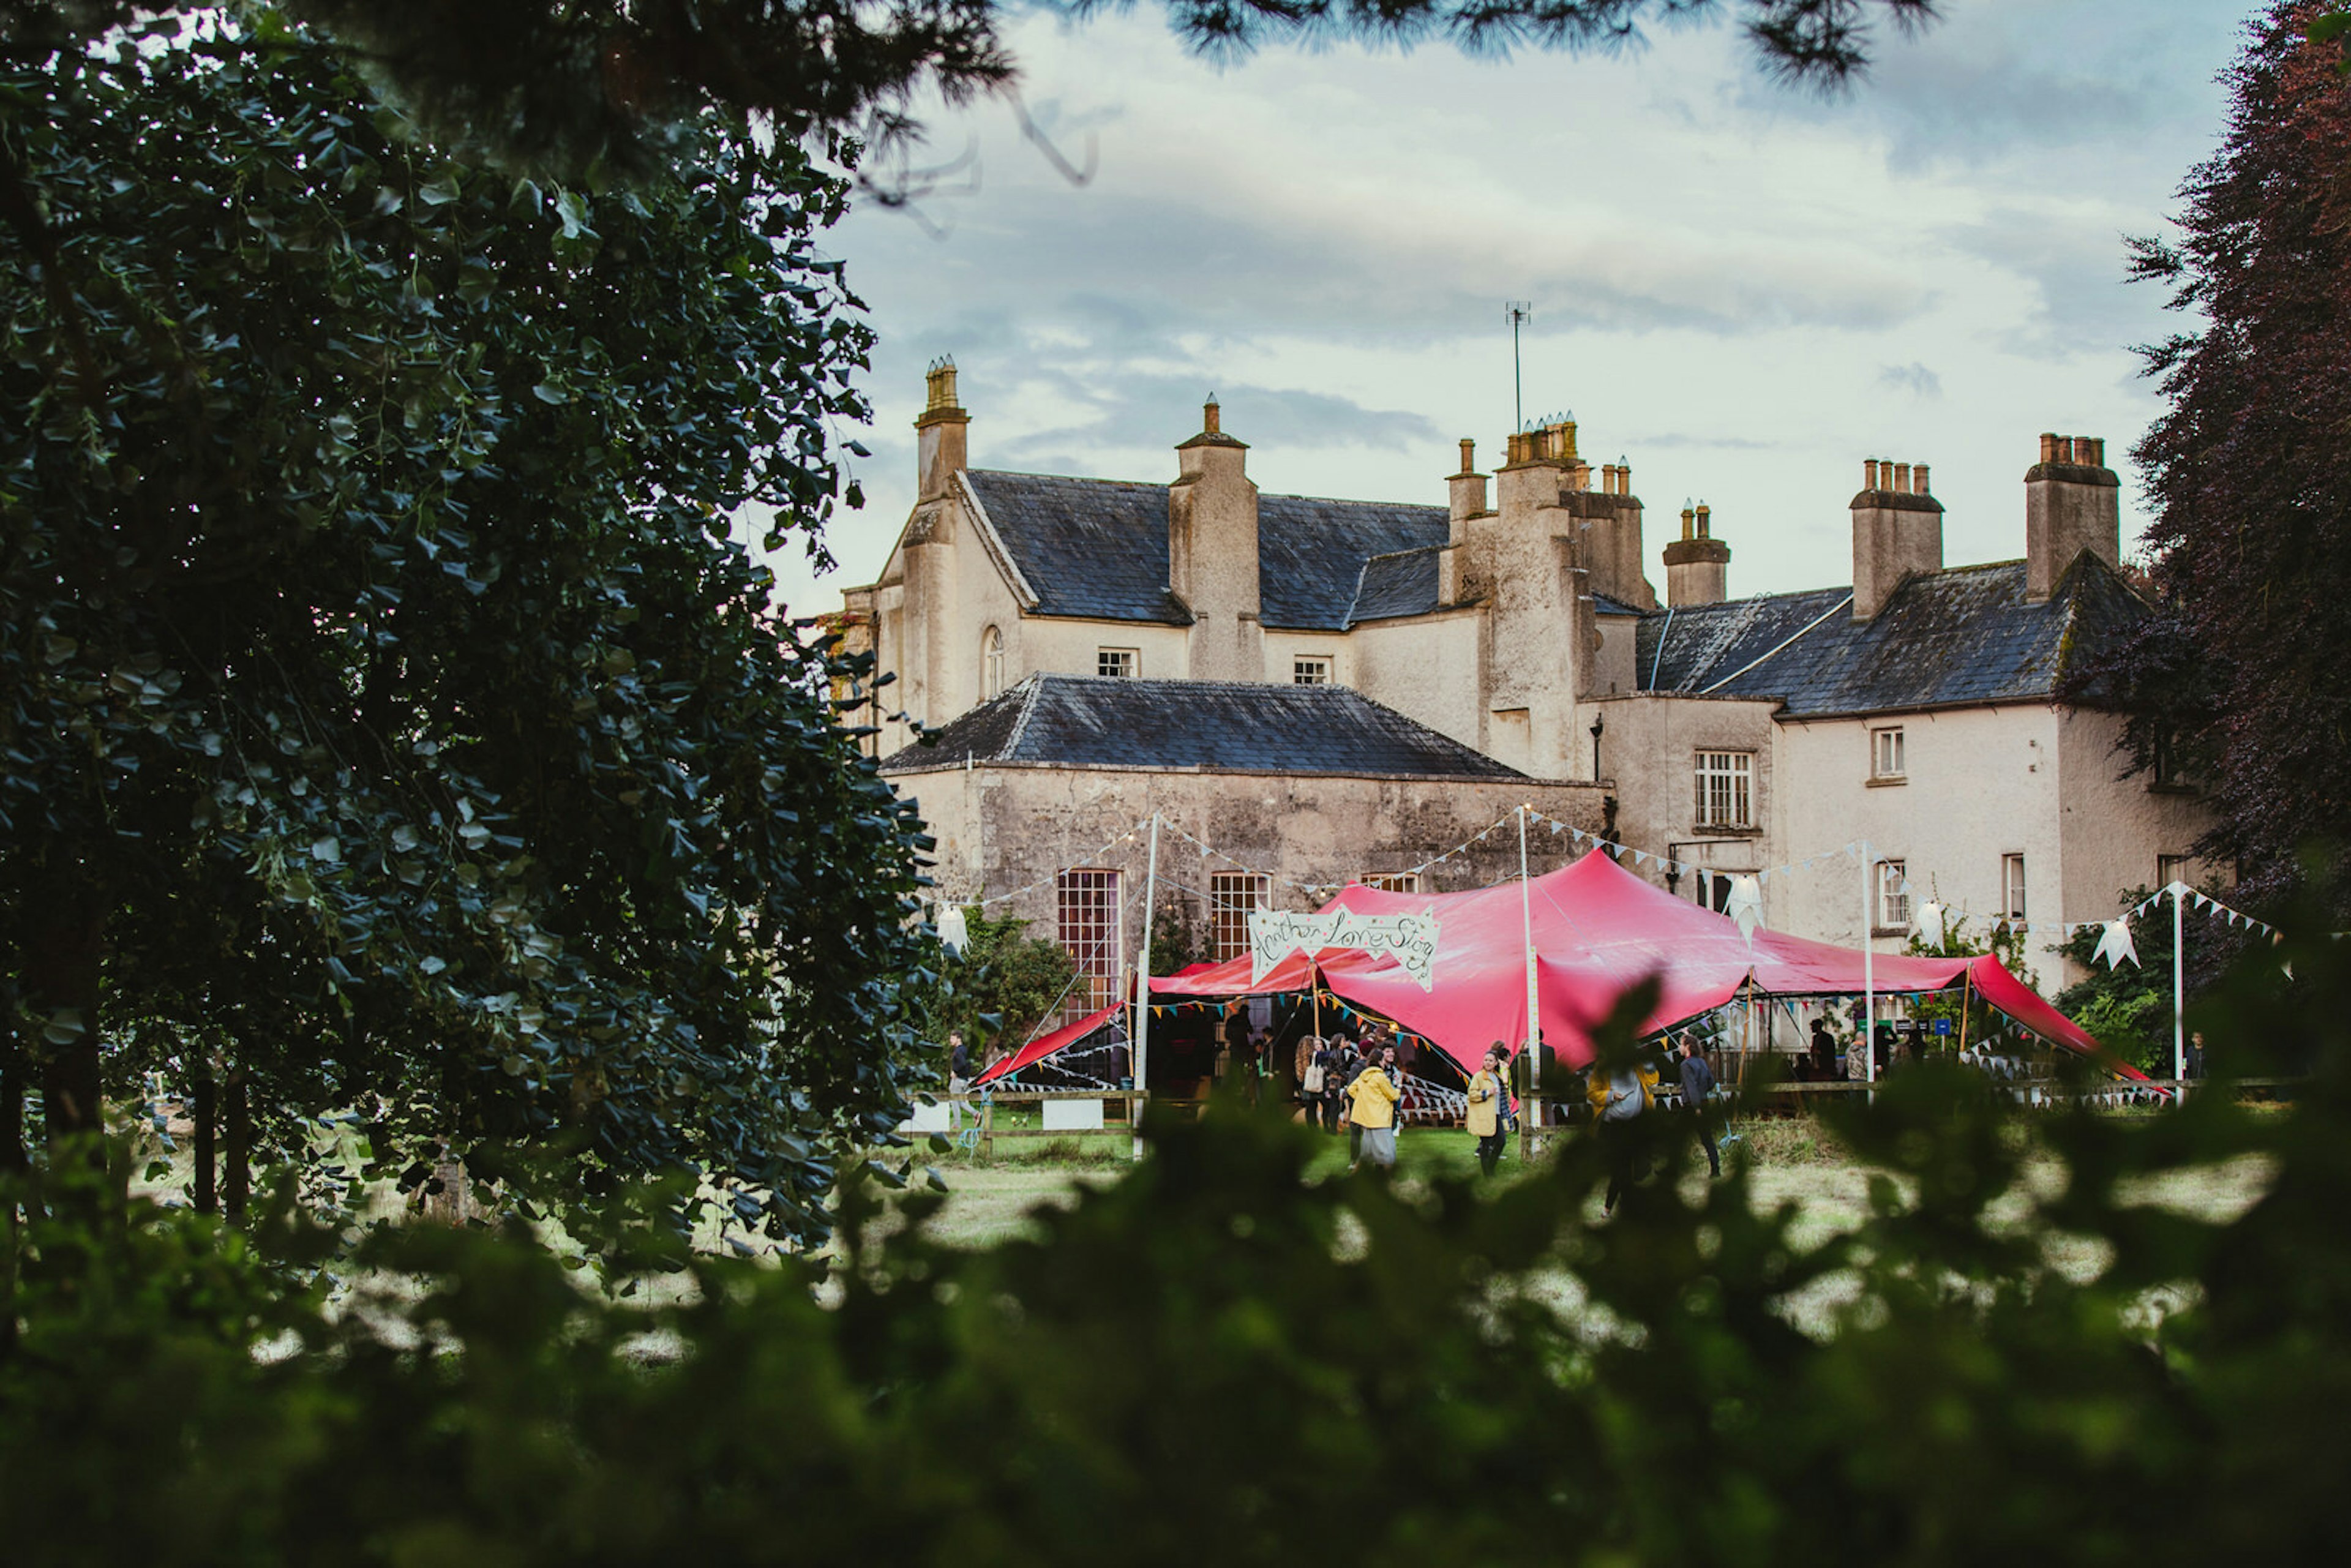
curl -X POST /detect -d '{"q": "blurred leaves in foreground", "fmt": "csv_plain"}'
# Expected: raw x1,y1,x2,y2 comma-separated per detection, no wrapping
5,919,2350,1563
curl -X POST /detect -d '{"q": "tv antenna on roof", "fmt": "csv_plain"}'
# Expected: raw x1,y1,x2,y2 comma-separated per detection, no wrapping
1506,302,1533,435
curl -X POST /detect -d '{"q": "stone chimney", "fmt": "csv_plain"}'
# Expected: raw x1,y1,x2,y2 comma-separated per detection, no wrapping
2024,432,2121,602
1663,499,1730,607
915,358,970,501
1448,438,1490,535
1169,397,1261,681
1850,456,1943,618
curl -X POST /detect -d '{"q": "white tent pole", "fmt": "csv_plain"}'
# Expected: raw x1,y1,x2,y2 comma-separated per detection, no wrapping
1518,805,1542,1154
2172,880,2186,1089
1862,838,1876,1092
1133,812,1160,1161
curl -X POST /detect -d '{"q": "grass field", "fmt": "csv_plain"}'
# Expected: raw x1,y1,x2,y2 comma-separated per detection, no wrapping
907,1113,2276,1261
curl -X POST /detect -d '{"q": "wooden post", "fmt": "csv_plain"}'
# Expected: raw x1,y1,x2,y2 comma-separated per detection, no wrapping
980,1094,996,1163
1132,813,1160,1161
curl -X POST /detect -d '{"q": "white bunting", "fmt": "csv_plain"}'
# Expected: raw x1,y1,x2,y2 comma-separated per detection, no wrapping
1914,900,1946,949
2092,919,2139,971
1723,874,1766,944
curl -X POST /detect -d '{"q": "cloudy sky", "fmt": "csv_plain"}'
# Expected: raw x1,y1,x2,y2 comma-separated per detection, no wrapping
768,0,2252,615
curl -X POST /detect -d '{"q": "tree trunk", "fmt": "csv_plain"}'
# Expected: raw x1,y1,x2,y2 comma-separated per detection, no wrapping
192,1064,217,1215
0,1048,23,1354
26,869,105,1144
223,1073,249,1219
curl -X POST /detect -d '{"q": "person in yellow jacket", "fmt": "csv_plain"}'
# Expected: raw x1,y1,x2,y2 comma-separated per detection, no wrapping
1346,1056,1402,1171
1468,1043,1510,1177
1584,1051,1662,1214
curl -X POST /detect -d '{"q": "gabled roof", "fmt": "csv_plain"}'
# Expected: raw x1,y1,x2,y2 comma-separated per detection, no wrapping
1635,556,2144,718
881,674,1525,779
959,470,1449,632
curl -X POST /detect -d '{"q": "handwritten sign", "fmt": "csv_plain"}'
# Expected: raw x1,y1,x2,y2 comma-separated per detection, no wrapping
1248,909,1442,991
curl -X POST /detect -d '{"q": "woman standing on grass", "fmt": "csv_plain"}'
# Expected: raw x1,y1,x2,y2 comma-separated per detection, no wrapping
1467,1044,1509,1177
1345,1052,1401,1172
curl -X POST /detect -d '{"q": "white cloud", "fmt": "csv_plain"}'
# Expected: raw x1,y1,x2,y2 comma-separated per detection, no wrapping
765,0,2241,615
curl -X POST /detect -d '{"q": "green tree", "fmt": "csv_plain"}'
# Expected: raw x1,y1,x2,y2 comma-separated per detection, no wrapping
932,910,1079,1052
0,0,1943,179
1902,911,2037,1051
2055,882,2255,1076
1,16,936,1245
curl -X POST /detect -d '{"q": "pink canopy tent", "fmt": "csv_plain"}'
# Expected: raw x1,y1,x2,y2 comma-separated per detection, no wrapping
1151,848,2139,1080
973,1000,1127,1088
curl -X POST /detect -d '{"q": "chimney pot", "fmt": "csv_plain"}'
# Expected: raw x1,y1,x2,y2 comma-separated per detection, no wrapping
1913,463,1930,495
1893,462,1912,493
1680,504,1696,541
2039,433,2060,464
1203,397,1220,435
1695,503,1712,538
1458,437,1476,474
1865,459,1881,490
924,356,959,411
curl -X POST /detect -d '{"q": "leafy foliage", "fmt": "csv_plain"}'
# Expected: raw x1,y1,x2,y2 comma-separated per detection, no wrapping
2081,2,2351,912
929,910,1079,1051
1903,909,2037,1046
0,0,1942,178
9,931,2351,1560
2056,883,2257,1076
0,17,937,1245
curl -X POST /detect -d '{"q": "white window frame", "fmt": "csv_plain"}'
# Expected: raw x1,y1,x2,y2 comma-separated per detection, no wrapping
1207,873,1269,963
2001,853,2027,921
2158,854,2192,891
1693,750,1753,829
981,625,1005,699
1292,656,1332,686
1362,872,1420,894
1097,647,1139,679
1875,858,1910,931
1871,726,1907,781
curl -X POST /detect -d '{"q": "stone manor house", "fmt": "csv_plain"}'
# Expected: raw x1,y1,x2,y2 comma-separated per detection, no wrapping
836,362,2211,1019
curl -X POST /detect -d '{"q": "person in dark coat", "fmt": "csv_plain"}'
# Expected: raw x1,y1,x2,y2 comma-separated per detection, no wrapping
1678,1037,1719,1178
1809,1018,1837,1081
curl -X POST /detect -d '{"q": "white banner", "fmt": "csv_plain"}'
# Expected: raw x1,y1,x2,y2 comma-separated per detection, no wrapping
1248,909,1441,991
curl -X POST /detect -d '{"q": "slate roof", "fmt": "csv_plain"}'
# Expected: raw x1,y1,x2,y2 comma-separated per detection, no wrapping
881,674,1526,779
1635,557,2145,718
961,470,1449,631
1350,547,1443,623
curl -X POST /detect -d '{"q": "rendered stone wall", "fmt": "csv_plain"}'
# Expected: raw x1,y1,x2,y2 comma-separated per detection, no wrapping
896,762,1611,978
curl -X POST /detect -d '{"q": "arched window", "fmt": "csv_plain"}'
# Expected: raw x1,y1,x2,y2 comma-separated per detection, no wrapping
982,625,1005,698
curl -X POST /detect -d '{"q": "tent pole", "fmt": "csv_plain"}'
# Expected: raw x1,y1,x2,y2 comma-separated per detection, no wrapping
1862,837,1876,1098
1957,968,1973,1057
1133,812,1160,1162
1518,805,1543,1158
2172,880,2186,1089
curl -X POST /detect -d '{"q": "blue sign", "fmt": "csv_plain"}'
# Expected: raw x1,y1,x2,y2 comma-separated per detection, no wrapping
1933,1017,1953,1036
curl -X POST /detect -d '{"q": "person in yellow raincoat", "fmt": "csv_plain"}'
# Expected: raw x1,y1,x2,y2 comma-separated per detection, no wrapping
1468,1043,1510,1176
1346,1056,1401,1171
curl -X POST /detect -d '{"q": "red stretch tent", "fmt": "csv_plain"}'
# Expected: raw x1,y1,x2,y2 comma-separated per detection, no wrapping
973,1000,1125,1088
1152,848,2138,1079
